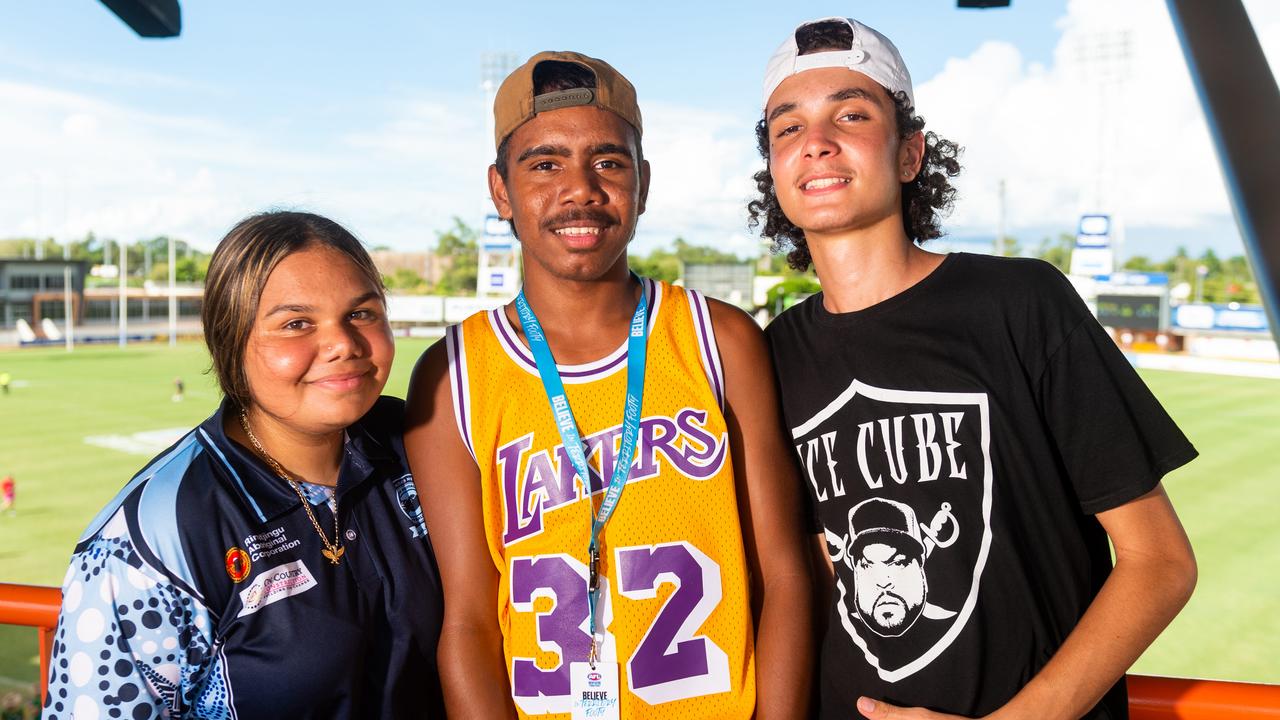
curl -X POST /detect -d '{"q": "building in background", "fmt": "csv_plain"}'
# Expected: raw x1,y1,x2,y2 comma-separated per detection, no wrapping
0,259,89,329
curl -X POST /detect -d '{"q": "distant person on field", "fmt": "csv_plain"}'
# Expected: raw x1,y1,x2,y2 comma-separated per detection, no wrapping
752,17,1198,720
172,376,185,402
1,474,14,515
0,371,10,395
44,211,445,719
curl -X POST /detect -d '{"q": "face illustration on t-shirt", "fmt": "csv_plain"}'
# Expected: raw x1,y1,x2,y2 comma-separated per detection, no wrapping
793,380,993,683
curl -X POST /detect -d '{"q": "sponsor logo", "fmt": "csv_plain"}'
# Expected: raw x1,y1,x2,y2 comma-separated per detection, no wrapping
392,474,427,539
793,380,992,683
224,547,252,583
237,560,318,617
241,525,301,562
587,672,602,687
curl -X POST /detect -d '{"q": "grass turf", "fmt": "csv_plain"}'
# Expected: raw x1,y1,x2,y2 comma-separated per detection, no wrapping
0,341,1276,691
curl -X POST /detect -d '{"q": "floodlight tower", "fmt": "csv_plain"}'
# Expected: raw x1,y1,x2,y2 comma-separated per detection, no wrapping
478,52,522,299
1068,28,1132,277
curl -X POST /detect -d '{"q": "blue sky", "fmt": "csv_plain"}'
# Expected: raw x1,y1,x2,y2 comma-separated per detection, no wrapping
2,1,1277,261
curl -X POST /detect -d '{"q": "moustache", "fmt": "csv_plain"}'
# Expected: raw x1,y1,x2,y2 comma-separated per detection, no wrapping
541,208,615,231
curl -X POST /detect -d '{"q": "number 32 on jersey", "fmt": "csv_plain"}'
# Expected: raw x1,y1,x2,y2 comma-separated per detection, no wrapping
510,540,731,714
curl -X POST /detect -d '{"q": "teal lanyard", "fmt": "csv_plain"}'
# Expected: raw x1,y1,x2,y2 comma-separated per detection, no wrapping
514,278,649,663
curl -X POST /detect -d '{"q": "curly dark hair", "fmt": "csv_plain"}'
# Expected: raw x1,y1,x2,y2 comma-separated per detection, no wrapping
747,20,963,271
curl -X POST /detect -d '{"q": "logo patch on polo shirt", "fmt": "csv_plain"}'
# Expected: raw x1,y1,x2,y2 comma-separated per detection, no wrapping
225,547,252,583
393,473,427,539
237,560,317,617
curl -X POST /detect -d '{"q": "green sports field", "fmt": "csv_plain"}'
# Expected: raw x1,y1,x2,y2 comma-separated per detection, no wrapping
0,340,1276,695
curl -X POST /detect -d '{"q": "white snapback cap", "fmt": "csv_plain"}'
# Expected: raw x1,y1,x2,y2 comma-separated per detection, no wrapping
762,17,914,110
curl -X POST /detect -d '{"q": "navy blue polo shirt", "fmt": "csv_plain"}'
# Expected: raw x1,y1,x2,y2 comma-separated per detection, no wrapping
44,397,444,719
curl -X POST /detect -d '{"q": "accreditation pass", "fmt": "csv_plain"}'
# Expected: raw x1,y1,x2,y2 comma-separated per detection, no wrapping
570,662,620,720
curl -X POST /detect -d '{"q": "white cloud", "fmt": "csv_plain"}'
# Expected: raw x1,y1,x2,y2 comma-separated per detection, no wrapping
635,101,761,256
4,1,1278,260
920,0,1280,246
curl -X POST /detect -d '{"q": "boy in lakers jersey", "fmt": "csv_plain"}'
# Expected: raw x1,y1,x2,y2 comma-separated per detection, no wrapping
406,52,814,719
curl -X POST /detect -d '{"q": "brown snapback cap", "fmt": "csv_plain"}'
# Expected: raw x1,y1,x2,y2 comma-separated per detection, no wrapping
492,50,643,150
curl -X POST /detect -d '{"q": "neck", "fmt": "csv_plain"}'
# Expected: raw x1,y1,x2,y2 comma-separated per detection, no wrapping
509,263,641,365
807,218,944,314
231,407,344,487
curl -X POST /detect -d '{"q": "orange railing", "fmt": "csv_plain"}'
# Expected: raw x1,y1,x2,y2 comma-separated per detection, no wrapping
2,582,1279,716
0,583,61,702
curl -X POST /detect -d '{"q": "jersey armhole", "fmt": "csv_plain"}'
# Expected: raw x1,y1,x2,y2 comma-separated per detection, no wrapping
445,324,478,462
685,289,725,410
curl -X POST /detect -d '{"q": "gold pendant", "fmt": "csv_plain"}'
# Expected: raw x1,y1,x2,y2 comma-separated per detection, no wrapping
322,545,345,565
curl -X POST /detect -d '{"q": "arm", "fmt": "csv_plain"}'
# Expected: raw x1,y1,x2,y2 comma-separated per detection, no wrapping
811,531,835,639
708,299,815,719
857,484,1197,720
45,512,211,719
404,340,517,719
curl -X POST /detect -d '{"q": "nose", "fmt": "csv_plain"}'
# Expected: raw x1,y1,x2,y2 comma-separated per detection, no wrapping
559,162,606,206
873,568,894,590
802,122,839,160
320,320,367,361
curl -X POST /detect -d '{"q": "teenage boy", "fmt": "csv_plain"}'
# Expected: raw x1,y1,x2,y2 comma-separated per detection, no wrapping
753,17,1198,720
406,51,812,719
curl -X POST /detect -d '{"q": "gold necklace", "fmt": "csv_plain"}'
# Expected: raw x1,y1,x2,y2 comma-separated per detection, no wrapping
238,410,345,565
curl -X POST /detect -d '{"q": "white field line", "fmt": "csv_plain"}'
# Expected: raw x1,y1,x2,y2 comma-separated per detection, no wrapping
84,427,189,456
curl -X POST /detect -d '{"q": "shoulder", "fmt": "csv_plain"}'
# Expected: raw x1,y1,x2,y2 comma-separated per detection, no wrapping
78,430,207,547
70,427,216,604
960,253,1080,299
763,294,817,342
356,395,407,436
406,329,456,426
705,297,766,351
351,395,409,462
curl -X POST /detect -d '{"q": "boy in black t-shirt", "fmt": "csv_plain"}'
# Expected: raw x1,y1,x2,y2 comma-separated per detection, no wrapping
752,17,1198,720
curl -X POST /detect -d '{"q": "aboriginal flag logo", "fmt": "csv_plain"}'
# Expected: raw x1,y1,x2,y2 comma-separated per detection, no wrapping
225,547,252,583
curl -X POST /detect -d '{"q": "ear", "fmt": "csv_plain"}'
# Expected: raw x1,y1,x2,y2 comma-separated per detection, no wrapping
898,131,925,182
636,159,652,216
488,164,513,220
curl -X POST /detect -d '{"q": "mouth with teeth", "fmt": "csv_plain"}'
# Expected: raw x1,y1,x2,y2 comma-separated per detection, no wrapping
802,177,851,191
553,226,603,237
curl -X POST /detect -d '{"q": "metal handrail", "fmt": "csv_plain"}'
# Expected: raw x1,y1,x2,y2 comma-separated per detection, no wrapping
0,583,61,703
1,582,1278,716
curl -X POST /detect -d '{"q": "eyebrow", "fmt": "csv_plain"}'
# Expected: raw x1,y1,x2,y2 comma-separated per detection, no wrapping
263,291,382,318
766,102,797,125
589,143,633,159
516,142,633,163
516,144,571,163
766,86,880,125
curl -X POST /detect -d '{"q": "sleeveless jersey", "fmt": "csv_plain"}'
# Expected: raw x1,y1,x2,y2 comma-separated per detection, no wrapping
447,278,755,719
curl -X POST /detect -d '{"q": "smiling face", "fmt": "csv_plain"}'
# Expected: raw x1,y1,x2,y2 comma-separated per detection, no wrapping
242,244,393,435
488,105,649,285
765,67,922,242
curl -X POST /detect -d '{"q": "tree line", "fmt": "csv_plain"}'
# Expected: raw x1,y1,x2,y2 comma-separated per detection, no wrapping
0,234,210,285
3,227,1262,306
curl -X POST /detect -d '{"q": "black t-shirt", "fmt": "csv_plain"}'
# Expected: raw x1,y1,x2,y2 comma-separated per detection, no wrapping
765,253,1196,719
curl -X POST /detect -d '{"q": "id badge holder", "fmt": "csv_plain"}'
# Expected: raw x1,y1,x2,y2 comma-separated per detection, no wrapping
570,661,620,720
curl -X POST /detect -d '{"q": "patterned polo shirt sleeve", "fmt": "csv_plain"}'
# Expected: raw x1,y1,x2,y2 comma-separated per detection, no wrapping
44,506,225,719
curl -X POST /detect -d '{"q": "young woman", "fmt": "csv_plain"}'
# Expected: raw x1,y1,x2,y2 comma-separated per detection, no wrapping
44,211,444,719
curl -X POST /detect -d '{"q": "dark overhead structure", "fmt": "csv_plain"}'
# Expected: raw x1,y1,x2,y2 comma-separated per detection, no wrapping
98,0,181,38
957,1,1012,8
1167,0,1280,345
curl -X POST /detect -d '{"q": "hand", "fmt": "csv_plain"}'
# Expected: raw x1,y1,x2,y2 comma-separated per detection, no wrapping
856,696,975,720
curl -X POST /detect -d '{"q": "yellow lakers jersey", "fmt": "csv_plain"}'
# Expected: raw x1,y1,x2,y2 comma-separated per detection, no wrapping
446,278,755,719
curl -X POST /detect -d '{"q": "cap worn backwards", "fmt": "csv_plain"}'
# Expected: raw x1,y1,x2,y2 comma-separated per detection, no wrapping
492,50,643,151
762,17,914,111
